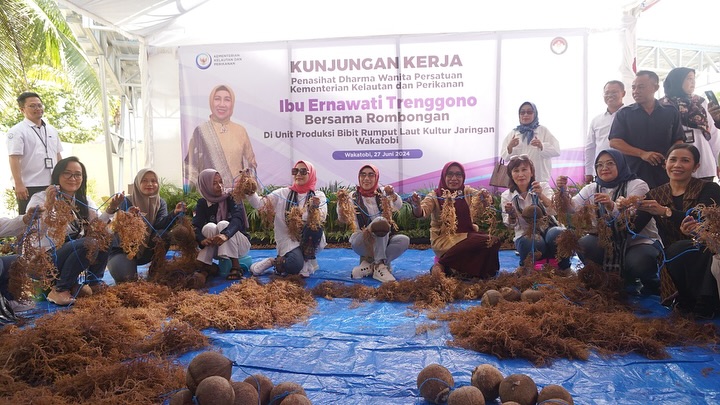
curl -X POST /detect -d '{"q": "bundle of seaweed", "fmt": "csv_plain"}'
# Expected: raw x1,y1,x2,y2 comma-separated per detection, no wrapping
471,189,500,238
42,187,75,248
307,202,322,231
7,230,58,300
286,206,304,241
379,189,399,232
171,278,316,330
439,189,458,237
85,217,113,264
231,170,257,202
555,229,582,261
553,186,573,227
443,285,718,366
258,197,276,230
691,204,720,254
335,188,356,232
111,209,148,259
147,217,199,289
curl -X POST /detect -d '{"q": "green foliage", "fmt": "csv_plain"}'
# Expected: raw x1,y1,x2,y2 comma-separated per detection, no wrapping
0,78,102,143
159,179,201,215
3,189,18,213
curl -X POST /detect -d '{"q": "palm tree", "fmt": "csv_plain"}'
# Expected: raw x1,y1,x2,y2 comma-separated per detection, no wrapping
0,0,100,110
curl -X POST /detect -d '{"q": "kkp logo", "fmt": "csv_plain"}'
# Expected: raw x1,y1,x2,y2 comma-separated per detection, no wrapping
196,53,212,70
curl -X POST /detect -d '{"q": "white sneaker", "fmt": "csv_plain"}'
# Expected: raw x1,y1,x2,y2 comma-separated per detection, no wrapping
299,261,314,278
309,259,319,272
249,257,274,276
351,260,374,279
373,262,396,282
9,299,36,313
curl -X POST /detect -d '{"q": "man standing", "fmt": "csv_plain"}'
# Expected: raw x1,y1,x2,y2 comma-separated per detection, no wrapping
6,92,63,214
584,80,625,183
609,71,684,189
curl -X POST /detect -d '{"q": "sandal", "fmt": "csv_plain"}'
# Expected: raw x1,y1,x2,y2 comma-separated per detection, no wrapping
226,267,243,280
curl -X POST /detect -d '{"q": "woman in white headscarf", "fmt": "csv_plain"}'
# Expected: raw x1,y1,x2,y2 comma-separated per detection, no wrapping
184,84,258,189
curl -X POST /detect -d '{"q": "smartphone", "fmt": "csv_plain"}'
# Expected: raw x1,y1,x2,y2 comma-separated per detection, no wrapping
706,90,719,106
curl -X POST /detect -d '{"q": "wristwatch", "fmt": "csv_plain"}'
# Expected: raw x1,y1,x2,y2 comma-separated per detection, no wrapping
663,207,672,218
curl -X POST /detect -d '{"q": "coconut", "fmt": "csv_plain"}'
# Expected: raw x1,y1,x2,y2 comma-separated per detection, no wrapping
538,384,574,404
500,286,522,302
187,271,207,289
499,374,538,405
280,393,313,404
195,375,235,405
447,385,485,405
417,363,454,404
521,289,544,303
231,381,260,405
502,402,522,405
169,388,194,405
481,290,503,307
269,382,306,404
243,373,274,405
521,205,545,222
471,364,503,401
186,351,233,393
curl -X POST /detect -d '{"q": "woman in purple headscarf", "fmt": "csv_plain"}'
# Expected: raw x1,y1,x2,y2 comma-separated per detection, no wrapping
192,168,251,280
410,161,500,279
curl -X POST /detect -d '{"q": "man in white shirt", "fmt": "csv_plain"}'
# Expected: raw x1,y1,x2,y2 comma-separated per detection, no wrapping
584,80,625,183
6,92,63,214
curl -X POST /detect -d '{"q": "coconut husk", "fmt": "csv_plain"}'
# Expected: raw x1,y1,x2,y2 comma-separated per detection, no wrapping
111,209,149,260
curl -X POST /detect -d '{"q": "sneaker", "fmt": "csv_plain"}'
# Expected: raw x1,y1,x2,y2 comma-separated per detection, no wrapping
250,257,274,276
47,288,76,306
71,284,93,298
8,299,36,313
299,261,313,278
351,260,374,279
369,219,391,237
373,262,396,282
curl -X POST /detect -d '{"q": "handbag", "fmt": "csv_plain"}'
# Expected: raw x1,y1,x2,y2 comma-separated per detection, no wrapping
489,158,510,188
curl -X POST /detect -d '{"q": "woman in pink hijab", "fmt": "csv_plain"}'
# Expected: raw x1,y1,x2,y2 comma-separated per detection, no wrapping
246,161,327,277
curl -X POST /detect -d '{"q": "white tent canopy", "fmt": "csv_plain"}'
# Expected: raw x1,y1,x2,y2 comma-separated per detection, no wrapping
55,0,720,193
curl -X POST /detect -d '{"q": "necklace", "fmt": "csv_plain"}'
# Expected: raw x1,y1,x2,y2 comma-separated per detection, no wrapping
219,123,227,133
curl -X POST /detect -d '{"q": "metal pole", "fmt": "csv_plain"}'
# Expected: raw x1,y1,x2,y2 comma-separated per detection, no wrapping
99,57,115,194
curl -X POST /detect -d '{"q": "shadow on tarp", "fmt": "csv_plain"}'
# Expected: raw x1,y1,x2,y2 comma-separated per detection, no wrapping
22,248,720,404
180,249,720,405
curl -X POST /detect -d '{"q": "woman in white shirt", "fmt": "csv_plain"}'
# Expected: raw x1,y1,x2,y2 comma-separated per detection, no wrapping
247,161,327,277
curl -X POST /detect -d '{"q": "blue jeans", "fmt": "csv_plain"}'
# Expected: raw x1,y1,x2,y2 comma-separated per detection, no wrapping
53,237,109,291
515,226,569,269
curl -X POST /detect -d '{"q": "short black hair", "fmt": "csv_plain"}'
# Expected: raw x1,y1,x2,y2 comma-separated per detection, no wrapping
17,92,41,108
666,143,700,166
635,70,659,85
604,80,625,91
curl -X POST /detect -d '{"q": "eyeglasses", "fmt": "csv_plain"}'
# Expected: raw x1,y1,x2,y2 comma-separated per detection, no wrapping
61,171,83,180
509,154,530,162
595,161,617,170
519,110,534,115
291,168,309,176
445,171,463,178
24,103,43,110
359,172,376,178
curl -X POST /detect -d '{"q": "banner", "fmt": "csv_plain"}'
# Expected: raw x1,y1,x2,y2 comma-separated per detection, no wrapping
178,31,615,194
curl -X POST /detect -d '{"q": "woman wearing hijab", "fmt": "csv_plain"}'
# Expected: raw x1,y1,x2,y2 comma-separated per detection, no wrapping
410,162,500,279
247,161,327,277
27,156,124,306
184,84,258,189
660,67,720,181
556,149,662,293
337,164,409,282
501,101,561,182
501,155,567,270
192,169,251,280
106,169,185,283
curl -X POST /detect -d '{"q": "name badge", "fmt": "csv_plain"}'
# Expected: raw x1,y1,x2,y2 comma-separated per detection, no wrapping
45,158,53,169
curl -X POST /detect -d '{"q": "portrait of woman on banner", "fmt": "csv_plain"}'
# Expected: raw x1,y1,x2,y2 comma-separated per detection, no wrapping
184,84,258,189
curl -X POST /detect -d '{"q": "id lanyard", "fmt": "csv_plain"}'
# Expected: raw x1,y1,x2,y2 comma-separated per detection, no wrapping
31,123,53,169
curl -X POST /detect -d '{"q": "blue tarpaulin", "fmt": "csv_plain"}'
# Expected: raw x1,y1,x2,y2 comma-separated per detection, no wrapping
173,248,720,404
